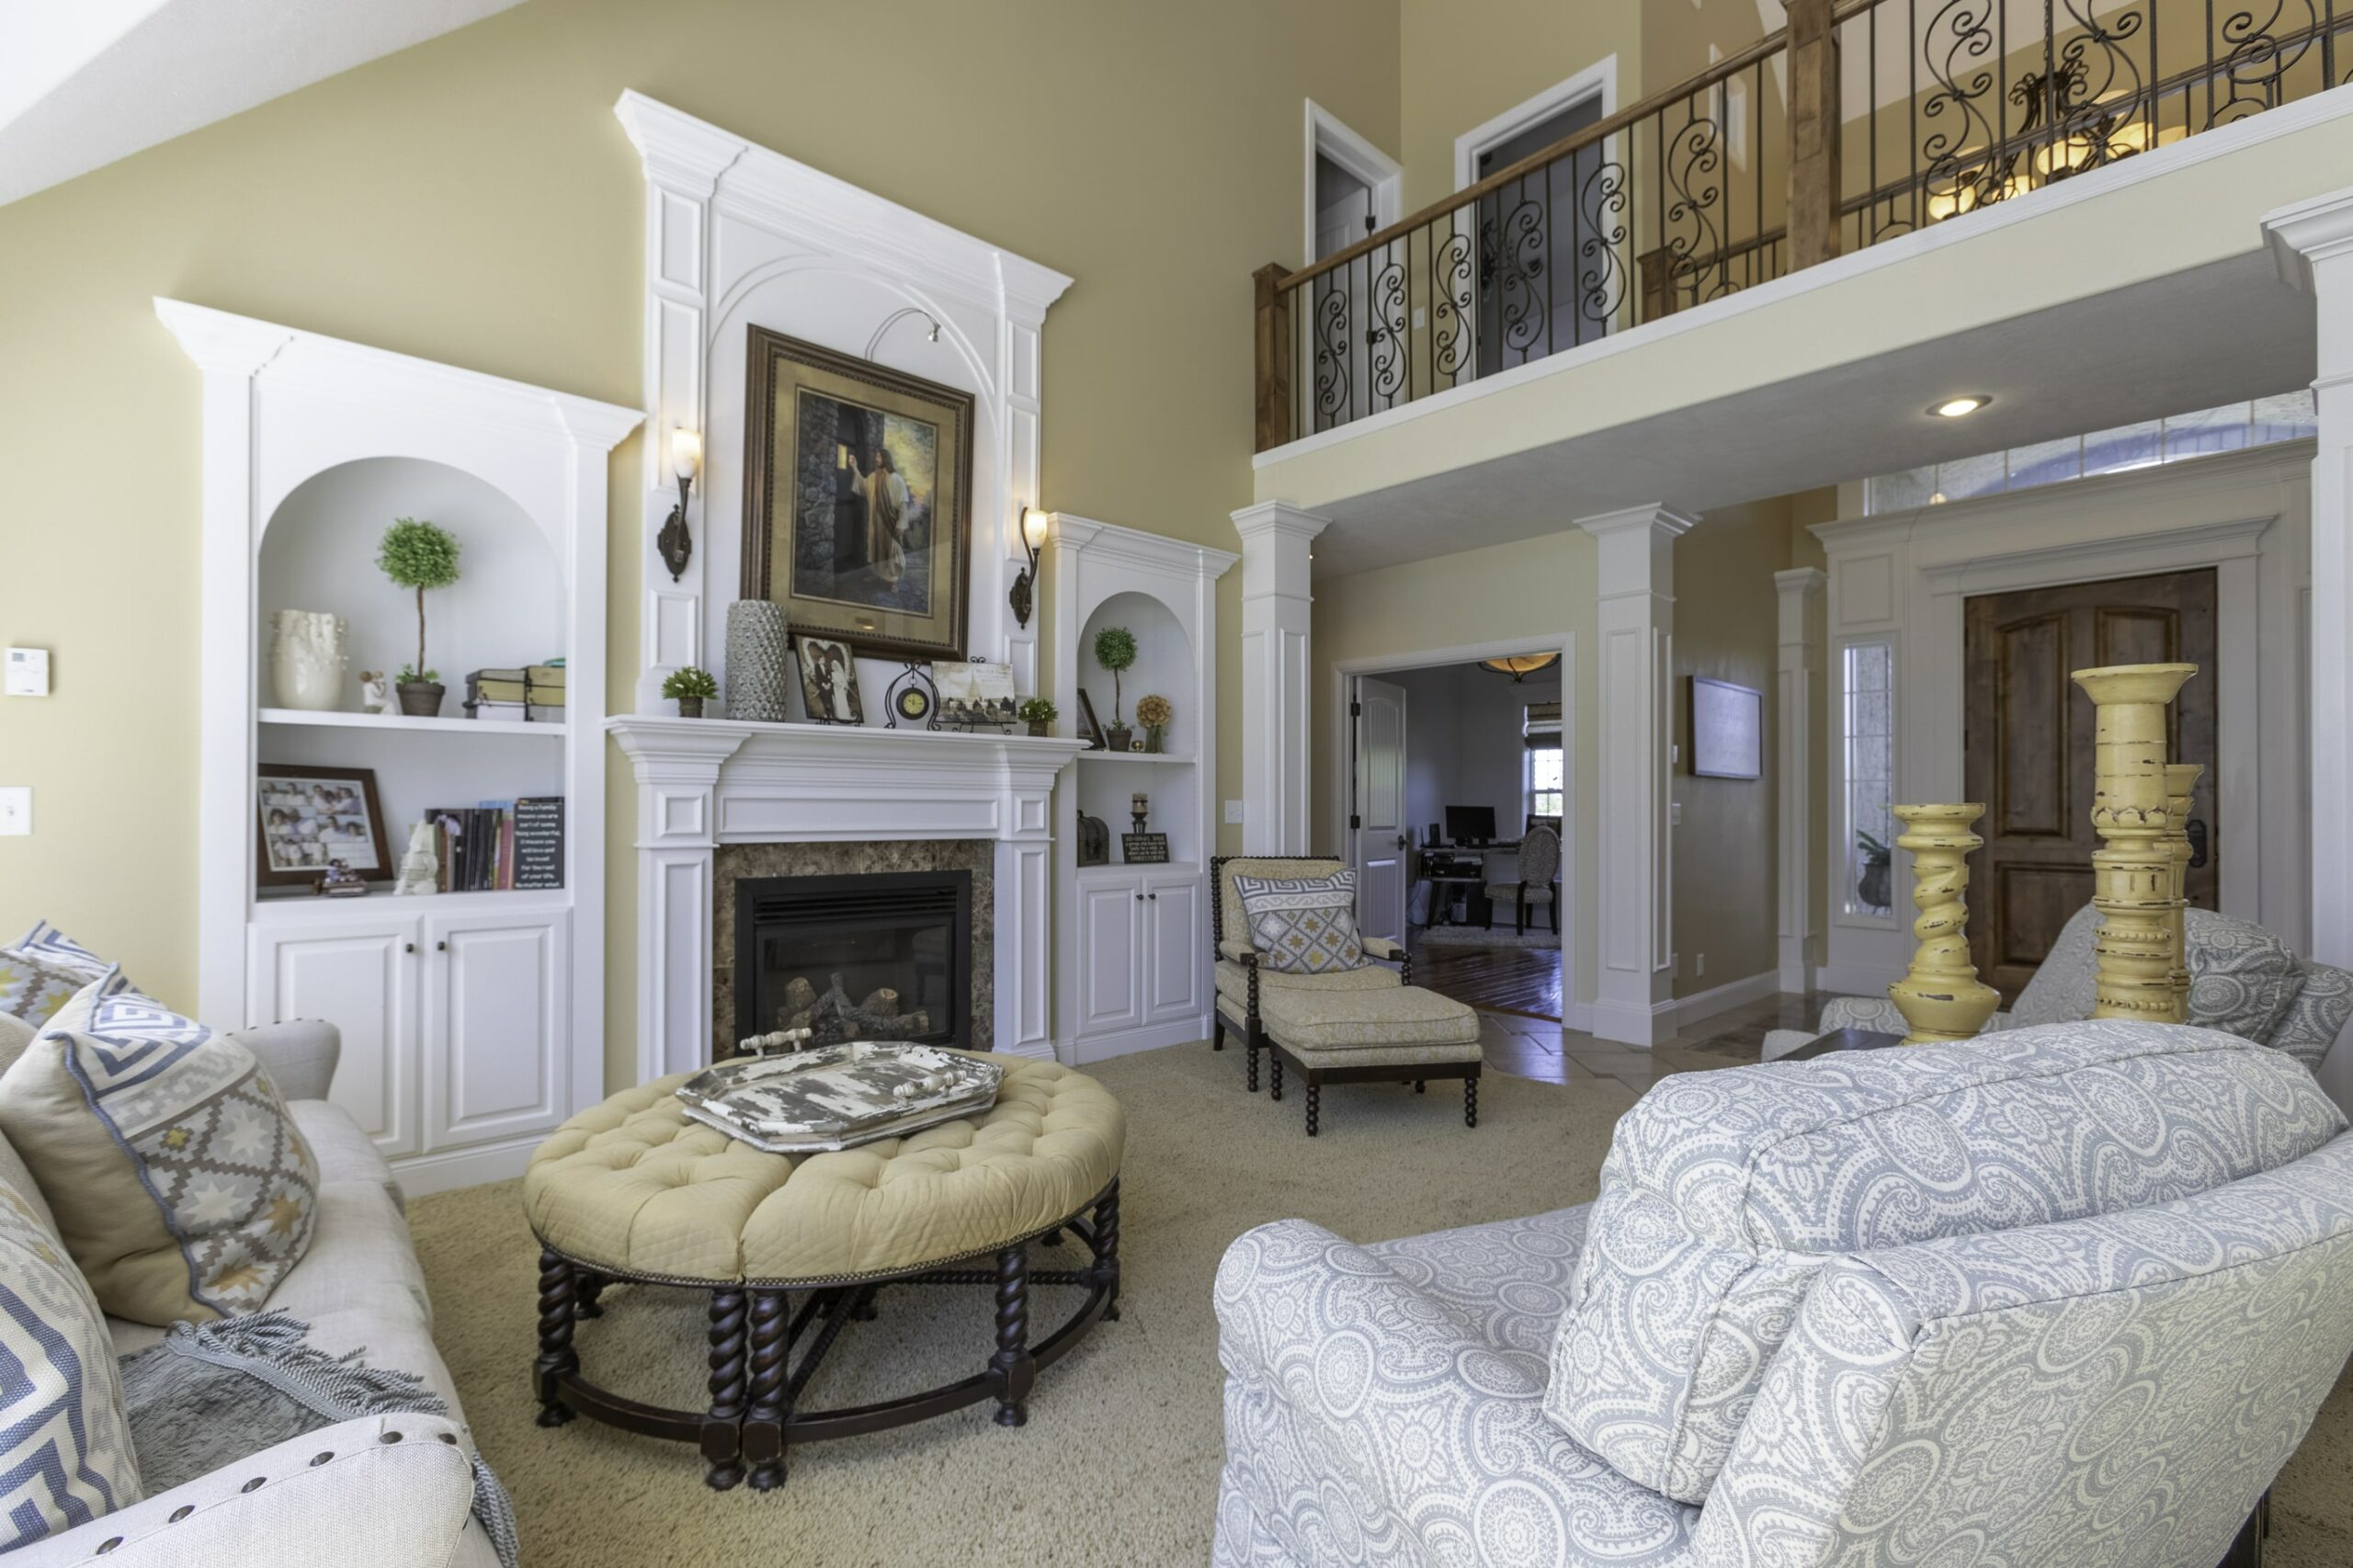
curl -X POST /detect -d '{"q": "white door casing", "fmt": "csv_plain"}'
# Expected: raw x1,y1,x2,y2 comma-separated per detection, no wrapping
1353,676,1409,946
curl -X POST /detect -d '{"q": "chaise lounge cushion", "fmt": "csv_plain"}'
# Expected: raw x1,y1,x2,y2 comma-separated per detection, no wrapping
1212,958,1398,1018
1545,1022,2347,1506
1242,983,1480,1055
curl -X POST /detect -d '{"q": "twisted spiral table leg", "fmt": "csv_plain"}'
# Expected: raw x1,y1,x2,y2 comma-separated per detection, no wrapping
745,1290,790,1492
1464,1074,1479,1129
574,1273,606,1320
1091,1183,1121,1322
1304,1080,1321,1138
702,1289,749,1490
534,1249,579,1427
990,1245,1034,1427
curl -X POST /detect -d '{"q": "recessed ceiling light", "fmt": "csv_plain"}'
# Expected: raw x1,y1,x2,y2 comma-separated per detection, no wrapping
1931,395,1991,418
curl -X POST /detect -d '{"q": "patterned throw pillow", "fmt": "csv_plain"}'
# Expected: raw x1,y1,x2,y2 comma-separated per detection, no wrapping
0,972,320,1327
0,920,111,1035
1233,870,1366,975
0,1165,142,1546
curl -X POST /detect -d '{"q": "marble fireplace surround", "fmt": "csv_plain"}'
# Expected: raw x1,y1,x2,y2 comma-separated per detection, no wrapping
712,839,995,1059
608,716,1086,1081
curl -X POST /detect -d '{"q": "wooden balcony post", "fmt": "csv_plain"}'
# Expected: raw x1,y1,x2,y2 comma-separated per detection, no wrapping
1786,0,1841,272
1254,263,1292,452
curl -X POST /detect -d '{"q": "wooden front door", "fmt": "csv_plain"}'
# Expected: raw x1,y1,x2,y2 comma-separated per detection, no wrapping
1962,569,2219,1004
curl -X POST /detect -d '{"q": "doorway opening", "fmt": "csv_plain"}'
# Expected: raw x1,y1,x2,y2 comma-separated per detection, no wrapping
1341,643,1569,1023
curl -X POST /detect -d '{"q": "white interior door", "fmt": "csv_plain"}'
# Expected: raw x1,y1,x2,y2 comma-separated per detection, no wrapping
1354,676,1408,947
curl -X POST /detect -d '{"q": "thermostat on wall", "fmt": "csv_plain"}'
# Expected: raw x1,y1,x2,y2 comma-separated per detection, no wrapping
5,648,49,698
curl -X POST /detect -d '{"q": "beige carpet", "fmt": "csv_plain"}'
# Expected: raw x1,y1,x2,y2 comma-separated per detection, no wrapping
411,1042,2353,1567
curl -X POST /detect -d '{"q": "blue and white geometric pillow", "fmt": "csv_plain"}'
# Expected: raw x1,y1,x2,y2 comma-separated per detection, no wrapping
3,972,319,1327
0,922,112,1031
0,1167,142,1546
1233,870,1366,975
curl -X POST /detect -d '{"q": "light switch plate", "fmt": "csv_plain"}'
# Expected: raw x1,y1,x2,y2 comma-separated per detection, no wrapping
1224,799,1245,824
0,788,28,836
5,648,50,697
1669,801,1683,825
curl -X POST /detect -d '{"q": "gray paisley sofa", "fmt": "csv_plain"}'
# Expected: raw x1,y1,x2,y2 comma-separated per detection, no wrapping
1761,903,2353,1063
1214,1023,2353,1567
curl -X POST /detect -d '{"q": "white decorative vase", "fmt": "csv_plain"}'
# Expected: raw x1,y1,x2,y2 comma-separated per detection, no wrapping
270,609,348,710
725,600,791,722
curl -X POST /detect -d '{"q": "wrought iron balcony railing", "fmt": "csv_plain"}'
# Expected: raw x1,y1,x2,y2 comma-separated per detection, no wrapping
1254,0,2353,451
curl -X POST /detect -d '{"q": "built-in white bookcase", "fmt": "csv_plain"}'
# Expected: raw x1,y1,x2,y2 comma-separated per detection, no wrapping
160,299,641,1194
1047,515,1235,1063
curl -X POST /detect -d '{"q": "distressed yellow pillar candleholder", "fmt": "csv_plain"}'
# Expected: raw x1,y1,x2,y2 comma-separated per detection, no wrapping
1887,802,2002,1045
2164,762,2201,1024
2071,664,2197,1023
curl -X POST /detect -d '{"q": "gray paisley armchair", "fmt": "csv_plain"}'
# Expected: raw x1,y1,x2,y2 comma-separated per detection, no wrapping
1762,903,2353,1065
1215,1023,2353,1567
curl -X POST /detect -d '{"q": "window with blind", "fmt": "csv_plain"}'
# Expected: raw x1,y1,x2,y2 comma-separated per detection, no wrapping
1524,702,1562,822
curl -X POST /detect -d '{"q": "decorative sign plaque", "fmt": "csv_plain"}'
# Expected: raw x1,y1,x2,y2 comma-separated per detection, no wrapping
1122,833,1171,864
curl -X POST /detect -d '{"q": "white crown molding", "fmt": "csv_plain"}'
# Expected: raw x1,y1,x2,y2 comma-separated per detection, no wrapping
613,90,1074,321
153,297,296,377
2265,184,2353,290
1231,498,1331,545
1048,510,1237,579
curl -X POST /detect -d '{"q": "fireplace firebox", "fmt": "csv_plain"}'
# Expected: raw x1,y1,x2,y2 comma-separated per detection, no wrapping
731,870,972,1054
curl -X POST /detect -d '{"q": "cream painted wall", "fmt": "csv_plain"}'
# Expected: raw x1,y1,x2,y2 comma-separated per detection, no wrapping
0,0,1401,1091
1670,500,1788,997
1313,529,1600,1007
1398,0,1641,207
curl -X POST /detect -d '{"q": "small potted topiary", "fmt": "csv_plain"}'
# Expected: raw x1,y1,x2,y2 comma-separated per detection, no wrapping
1134,693,1173,753
1017,697,1057,738
376,517,460,717
1092,625,1138,751
663,665,719,719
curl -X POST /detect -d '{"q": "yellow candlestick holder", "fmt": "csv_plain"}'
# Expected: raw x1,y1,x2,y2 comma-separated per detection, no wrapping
2164,762,2201,1025
1887,802,2002,1045
2071,664,2197,1023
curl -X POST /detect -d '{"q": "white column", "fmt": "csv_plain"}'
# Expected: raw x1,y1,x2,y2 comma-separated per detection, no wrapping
608,724,747,1082
1233,500,1328,854
1580,505,1695,1046
1775,568,1827,995
2267,189,2353,1108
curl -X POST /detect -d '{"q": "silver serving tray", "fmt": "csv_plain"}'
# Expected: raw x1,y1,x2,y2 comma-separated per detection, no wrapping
676,1041,1003,1153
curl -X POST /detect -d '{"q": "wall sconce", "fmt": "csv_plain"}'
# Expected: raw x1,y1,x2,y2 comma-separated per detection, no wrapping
658,426,699,583
1009,505,1050,628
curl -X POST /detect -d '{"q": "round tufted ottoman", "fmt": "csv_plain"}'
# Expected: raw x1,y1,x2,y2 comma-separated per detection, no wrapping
523,1054,1125,1491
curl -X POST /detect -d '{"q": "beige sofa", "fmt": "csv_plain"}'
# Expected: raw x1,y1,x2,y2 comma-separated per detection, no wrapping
0,1016,494,1568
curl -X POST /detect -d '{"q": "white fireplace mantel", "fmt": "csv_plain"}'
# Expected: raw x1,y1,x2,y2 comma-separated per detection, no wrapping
609,715,1085,1081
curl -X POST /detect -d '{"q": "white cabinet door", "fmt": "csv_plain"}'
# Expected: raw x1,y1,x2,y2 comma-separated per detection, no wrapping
249,917,420,1159
1075,880,1144,1037
422,907,569,1153
1141,875,1203,1026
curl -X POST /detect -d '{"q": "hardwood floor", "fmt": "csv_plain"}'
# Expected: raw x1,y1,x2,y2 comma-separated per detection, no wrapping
1407,926,1563,1020
1475,991,1823,1093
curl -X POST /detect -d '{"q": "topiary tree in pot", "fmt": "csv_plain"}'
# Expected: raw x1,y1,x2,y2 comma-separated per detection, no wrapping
376,517,461,716
1092,625,1138,750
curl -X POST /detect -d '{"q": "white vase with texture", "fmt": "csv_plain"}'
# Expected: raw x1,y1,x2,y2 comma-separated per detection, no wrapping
269,609,348,710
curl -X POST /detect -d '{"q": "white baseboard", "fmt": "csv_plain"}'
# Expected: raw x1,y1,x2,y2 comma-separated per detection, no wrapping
390,1135,541,1198
1671,968,1783,1033
1813,961,1901,998
1587,997,1672,1047
1066,1015,1212,1065
1563,1000,1595,1033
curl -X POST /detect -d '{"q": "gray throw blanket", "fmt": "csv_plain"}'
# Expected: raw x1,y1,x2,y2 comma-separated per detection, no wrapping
119,1312,518,1568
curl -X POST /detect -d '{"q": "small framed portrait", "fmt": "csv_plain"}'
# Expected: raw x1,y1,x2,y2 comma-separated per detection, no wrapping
932,660,1017,729
797,635,867,725
256,765,391,890
1075,689,1107,750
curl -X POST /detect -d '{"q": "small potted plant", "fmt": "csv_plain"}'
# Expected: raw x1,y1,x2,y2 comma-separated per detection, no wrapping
1017,697,1057,738
663,665,719,718
1855,829,1893,912
376,517,460,717
1092,625,1137,751
1134,693,1173,754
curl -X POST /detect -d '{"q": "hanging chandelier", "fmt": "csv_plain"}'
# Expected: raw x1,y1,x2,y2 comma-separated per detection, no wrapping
1479,652,1559,682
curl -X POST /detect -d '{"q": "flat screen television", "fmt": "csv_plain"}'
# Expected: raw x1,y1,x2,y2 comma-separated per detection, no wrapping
1444,804,1497,845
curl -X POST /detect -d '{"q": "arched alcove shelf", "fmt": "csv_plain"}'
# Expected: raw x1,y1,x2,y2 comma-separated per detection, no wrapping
161,297,640,1197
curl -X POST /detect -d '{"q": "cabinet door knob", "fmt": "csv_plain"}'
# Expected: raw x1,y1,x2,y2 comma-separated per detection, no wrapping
1148,892,1158,901
436,940,448,952
1134,892,1144,902
404,942,415,954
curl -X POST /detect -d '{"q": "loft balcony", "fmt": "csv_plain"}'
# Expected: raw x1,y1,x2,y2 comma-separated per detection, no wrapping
1254,0,2353,572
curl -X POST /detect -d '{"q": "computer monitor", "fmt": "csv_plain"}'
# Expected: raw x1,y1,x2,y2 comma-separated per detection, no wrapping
1444,804,1497,845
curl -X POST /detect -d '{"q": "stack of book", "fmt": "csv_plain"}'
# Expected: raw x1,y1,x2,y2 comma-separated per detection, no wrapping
463,663,565,722
421,797,564,892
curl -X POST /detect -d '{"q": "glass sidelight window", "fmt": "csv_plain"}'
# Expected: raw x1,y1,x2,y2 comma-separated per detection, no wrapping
1842,642,1894,920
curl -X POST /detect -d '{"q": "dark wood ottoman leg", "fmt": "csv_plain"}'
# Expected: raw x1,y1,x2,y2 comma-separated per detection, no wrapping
1414,1079,1425,1093
1465,1073,1480,1129
990,1244,1035,1427
703,1289,749,1490
745,1290,790,1492
1269,1051,1284,1101
574,1272,607,1320
1305,1078,1321,1137
1091,1181,1122,1323
534,1249,579,1427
